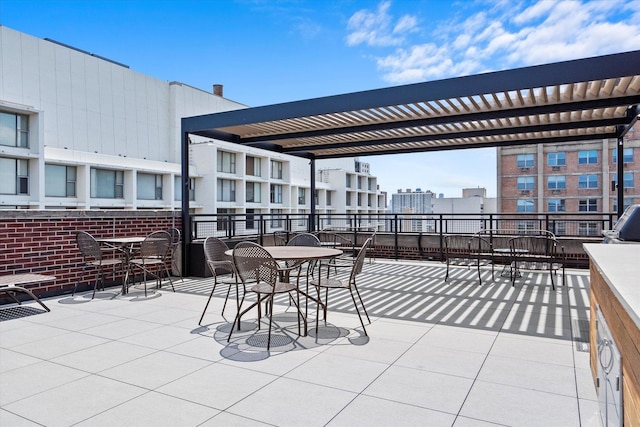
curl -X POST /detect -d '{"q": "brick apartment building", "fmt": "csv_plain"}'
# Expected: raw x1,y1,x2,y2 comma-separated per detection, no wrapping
497,128,639,218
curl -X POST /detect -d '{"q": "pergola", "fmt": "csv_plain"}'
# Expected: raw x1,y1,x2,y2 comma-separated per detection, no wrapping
180,49,640,253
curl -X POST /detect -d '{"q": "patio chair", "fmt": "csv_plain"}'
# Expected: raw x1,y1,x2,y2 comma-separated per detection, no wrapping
199,236,242,325
75,231,124,299
228,241,306,350
443,234,492,284
127,230,174,297
166,227,183,282
316,231,356,275
273,231,288,246
309,237,372,336
508,234,565,290
287,233,321,312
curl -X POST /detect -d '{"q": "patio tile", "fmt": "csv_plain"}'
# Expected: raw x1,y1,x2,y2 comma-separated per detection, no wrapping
9,331,108,360
219,342,321,376
97,300,168,318
326,394,455,426
51,340,157,373
452,416,506,426
0,360,88,405
460,380,580,426
133,306,198,325
364,365,473,414
578,398,603,427
361,317,432,342
157,362,276,410
394,342,487,378
44,311,123,332
75,390,218,426
228,377,356,427
575,367,598,401
99,350,212,389
477,354,577,397
0,323,69,348
489,333,574,366
164,335,228,362
80,318,161,340
4,375,146,427
0,408,41,426
119,324,199,350
285,352,388,392
0,348,42,374
324,336,413,364
416,324,497,354
199,411,272,426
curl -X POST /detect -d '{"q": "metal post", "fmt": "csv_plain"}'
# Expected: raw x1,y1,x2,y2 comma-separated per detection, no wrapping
180,129,191,277
616,136,625,218
309,158,316,232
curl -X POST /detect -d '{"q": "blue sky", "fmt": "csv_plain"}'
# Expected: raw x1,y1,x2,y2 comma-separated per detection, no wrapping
2,0,640,197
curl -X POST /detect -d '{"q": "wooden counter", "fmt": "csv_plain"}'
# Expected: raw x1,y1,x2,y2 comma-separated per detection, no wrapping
584,243,640,427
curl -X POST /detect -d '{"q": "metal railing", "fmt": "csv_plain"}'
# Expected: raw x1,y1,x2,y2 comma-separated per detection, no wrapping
190,212,617,240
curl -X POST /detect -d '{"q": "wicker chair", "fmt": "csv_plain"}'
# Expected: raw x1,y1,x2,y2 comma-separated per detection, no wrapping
309,237,372,336
228,242,306,350
75,231,124,299
199,237,242,325
128,231,174,297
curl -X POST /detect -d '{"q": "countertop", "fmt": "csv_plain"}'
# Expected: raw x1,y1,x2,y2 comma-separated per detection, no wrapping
583,243,640,329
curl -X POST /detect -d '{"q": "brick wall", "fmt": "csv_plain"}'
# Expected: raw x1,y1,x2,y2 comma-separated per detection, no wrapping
0,211,181,301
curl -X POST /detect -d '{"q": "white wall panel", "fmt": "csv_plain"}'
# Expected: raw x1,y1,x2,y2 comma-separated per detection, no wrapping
53,45,72,108
1,29,22,101
19,33,40,106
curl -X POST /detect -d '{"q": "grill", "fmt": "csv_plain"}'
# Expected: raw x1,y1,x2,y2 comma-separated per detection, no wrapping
603,204,640,243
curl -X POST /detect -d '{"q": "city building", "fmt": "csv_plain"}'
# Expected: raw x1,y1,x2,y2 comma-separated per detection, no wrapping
0,26,386,220
497,133,639,216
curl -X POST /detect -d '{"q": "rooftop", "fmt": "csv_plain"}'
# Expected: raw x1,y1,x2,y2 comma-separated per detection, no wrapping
1,260,599,426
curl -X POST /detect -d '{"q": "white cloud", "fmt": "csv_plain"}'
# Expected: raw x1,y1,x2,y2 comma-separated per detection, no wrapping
346,0,418,47
347,0,640,84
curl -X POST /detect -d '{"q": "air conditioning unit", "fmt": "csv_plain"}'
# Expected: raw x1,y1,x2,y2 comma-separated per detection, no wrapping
552,166,560,171
552,189,561,194
521,167,530,172
520,190,530,194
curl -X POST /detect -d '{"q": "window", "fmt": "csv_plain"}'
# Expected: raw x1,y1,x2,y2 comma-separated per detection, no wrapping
0,111,29,148
246,156,261,176
517,199,535,212
613,172,634,188
578,174,598,189
90,168,123,198
516,154,534,168
517,176,535,190
270,184,282,203
174,176,195,201
137,173,163,200
612,148,633,163
346,192,352,206
578,199,598,212
246,208,256,230
217,151,236,174
0,158,29,195
246,182,261,203
45,164,76,197
270,160,282,179
517,220,536,232
552,221,567,236
578,150,598,164
547,152,566,166
217,179,236,202
547,199,565,212
217,208,234,231
346,175,352,188
271,209,283,228
547,176,566,190
326,191,332,206
579,222,599,236
613,197,634,213
298,187,305,205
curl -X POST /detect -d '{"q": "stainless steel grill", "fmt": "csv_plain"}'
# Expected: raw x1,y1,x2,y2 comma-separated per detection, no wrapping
603,204,640,243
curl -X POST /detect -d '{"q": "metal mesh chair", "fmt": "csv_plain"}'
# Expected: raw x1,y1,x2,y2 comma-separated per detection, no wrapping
228,242,306,350
167,227,183,282
199,237,242,325
310,237,372,336
128,230,174,297
75,231,124,299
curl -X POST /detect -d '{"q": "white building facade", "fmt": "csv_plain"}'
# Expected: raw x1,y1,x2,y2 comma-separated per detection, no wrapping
0,26,386,220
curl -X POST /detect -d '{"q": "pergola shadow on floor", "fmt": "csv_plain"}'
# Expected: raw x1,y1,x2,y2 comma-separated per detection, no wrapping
0,260,598,426
176,260,591,352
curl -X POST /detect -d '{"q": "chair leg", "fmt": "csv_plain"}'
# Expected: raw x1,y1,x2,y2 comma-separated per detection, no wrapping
350,289,368,336
352,283,370,323
221,284,232,315
198,280,218,325
267,295,274,351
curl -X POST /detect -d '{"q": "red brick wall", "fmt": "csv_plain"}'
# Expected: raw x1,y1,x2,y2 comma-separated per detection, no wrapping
0,211,181,299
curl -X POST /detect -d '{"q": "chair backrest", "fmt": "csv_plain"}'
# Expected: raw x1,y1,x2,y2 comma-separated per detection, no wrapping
167,227,181,247
140,230,172,259
76,231,102,261
203,236,233,275
287,233,321,247
509,235,557,256
273,231,288,246
350,237,372,285
232,242,279,288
